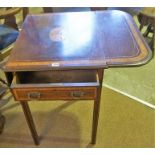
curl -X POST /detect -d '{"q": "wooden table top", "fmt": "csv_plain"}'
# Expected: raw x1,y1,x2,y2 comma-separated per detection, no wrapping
5,10,152,71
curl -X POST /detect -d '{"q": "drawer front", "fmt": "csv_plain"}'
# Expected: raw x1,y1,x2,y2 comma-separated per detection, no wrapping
12,87,97,101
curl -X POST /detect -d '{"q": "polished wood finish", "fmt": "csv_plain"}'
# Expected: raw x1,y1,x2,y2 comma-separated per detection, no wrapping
12,87,97,101
4,10,152,72
4,10,152,145
11,70,98,101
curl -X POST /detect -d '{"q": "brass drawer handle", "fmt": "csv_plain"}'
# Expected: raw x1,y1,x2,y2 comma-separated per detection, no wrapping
27,92,41,100
71,91,85,99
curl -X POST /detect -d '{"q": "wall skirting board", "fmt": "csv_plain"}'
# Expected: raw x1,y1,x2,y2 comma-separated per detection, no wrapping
103,84,155,109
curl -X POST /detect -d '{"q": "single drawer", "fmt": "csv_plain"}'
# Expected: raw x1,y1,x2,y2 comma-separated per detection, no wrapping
12,87,97,101
11,70,99,101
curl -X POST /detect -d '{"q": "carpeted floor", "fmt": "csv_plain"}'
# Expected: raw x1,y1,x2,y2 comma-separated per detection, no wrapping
0,87,154,147
104,58,155,108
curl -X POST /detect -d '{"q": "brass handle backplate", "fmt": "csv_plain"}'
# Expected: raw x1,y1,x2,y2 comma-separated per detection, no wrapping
27,92,41,100
71,91,85,99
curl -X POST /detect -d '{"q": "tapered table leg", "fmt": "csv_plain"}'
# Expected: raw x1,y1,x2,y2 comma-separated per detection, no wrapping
91,69,104,144
21,101,39,145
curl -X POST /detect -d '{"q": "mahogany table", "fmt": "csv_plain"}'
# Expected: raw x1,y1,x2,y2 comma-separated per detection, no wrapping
3,10,152,145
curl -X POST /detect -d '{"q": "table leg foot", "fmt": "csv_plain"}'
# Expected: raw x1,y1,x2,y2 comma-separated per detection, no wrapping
21,102,39,145
91,99,100,144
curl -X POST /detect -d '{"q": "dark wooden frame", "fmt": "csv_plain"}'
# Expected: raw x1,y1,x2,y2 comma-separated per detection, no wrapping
5,68,104,145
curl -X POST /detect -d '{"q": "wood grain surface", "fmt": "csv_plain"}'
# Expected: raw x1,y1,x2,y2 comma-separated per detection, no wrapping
4,10,152,71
